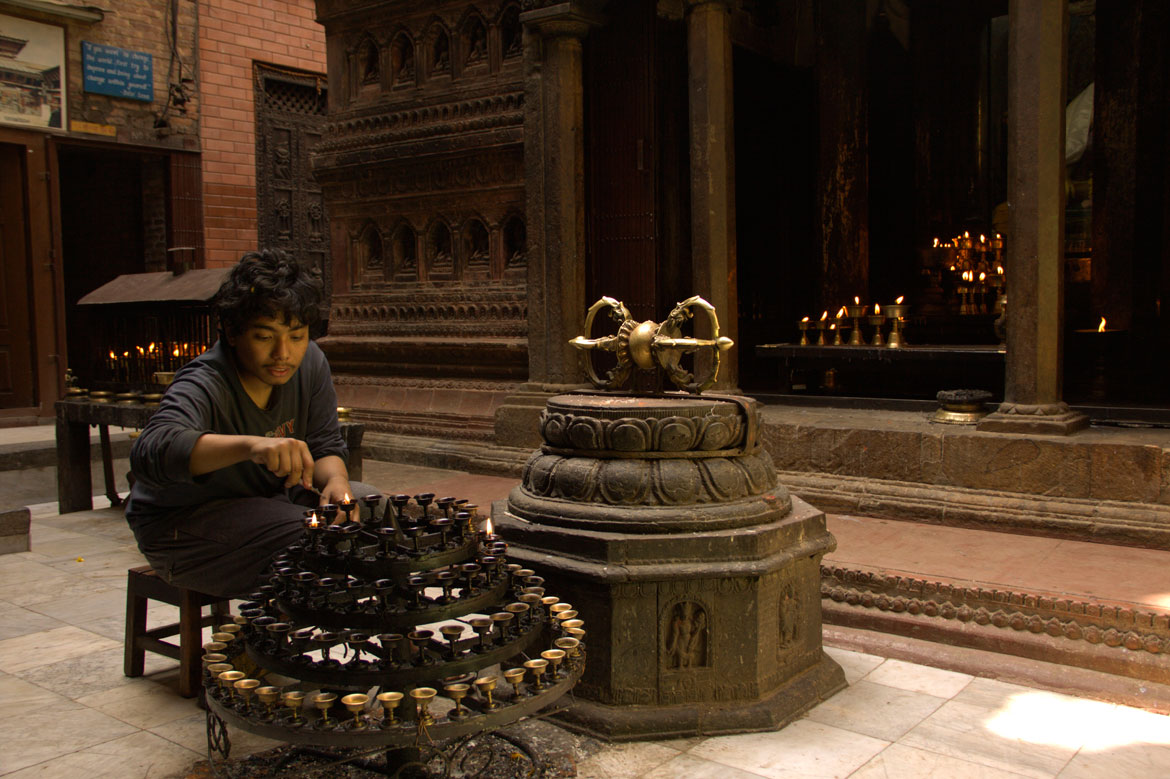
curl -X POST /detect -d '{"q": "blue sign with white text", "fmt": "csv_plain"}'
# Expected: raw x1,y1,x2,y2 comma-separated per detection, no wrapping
82,41,153,102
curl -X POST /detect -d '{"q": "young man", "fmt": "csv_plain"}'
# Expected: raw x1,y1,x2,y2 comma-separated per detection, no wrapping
126,249,370,598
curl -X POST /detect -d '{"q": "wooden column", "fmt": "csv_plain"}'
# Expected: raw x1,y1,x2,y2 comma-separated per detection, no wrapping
978,0,1086,434
685,0,737,390
495,2,602,448
815,0,868,313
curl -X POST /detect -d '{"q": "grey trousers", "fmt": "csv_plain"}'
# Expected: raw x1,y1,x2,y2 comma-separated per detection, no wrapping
133,481,380,599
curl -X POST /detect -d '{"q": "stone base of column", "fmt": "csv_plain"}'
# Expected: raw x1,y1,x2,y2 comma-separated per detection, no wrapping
550,651,846,742
493,383,591,449
975,402,1089,435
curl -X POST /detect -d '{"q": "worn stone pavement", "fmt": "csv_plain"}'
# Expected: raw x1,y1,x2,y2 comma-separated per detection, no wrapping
0,429,1169,777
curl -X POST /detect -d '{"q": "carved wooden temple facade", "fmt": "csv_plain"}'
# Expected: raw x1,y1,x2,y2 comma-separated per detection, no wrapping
311,0,1170,552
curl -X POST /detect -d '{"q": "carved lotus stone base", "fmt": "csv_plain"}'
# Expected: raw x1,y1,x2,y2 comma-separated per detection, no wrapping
494,393,844,740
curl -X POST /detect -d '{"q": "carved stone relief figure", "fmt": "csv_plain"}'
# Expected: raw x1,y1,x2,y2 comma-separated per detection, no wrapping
778,581,798,650
391,33,415,85
463,218,490,272
360,38,380,85
664,601,709,670
356,222,383,280
465,16,488,66
504,214,526,269
273,129,292,180
391,223,418,281
432,27,451,75
501,4,522,60
428,221,454,275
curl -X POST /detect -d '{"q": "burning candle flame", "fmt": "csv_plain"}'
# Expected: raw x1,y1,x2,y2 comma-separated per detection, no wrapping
950,265,956,271
801,316,809,323
820,311,828,321
979,272,986,282
148,342,156,353
933,237,939,248
308,512,319,528
874,303,881,315
485,517,494,536
173,346,180,357
963,231,970,238
108,350,117,360
1098,317,1106,333
997,265,1004,275
836,306,846,318
854,296,860,305
980,234,986,244
829,323,836,330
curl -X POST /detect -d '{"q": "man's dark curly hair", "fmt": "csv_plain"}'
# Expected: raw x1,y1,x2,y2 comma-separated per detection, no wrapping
214,249,323,337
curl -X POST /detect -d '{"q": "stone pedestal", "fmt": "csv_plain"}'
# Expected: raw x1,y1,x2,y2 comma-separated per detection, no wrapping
494,393,844,740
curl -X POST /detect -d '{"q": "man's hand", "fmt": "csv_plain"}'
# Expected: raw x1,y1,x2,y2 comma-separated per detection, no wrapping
248,437,315,489
318,476,354,521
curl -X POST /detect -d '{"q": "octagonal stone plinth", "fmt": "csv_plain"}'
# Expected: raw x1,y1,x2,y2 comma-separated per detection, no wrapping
493,393,845,740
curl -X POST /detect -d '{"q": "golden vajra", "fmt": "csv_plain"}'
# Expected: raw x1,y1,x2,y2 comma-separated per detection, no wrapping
569,295,733,394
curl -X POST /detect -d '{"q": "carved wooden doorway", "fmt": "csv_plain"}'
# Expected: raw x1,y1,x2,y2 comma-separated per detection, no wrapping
254,64,331,314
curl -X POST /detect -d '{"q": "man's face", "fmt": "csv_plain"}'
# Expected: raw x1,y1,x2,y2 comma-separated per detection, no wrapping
227,313,310,392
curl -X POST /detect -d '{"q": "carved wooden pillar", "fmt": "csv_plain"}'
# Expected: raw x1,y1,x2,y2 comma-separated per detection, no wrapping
978,0,1087,434
815,0,868,314
495,2,603,447
685,0,737,390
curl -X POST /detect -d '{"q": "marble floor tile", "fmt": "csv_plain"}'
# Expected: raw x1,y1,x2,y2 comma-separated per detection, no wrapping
0,625,119,674
900,698,1081,779
0,602,67,641
27,587,126,626
573,741,682,779
688,719,888,779
16,645,176,700
0,701,138,774
641,752,770,779
26,531,127,564
1085,704,1170,750
77,677,202,729
864,658,974,698
2,572,118,608
850,743,1034,778
0,674,76,716
2,729,201,778
805,679,948,741
822,646,885,685
1057,743,1170,779
48,547,149,586
0,558,67,589
149,711,284,759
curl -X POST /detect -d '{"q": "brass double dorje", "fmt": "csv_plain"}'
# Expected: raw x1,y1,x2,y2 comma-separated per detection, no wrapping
569,295,734,393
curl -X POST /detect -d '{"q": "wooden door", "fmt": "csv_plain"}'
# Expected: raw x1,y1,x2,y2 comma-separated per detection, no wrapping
0,143,35,408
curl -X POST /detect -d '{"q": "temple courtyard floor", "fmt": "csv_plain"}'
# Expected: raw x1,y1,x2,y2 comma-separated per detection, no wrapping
0,426,1168,777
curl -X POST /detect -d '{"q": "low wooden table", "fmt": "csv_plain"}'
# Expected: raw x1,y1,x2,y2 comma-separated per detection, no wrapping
55,398,365,514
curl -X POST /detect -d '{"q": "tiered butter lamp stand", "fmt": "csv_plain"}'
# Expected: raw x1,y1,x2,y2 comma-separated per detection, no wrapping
201,493,584,776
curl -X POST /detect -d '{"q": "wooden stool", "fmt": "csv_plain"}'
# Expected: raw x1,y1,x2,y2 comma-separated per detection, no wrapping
124,565,231,697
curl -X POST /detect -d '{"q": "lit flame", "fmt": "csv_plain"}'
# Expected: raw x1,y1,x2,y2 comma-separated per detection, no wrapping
854,296,860,305
836,306,847,318
896,296,904,305
997,265,1004,275
801,316,809,323
308,512,319,528
108,350,117,360
996,233,1002,239
979,272,986,282
485,517,494,536
829,323,836,330
874,303,881,315
820,310,828,321
964,230,970,238
173,346,180,357
122,351,129,358
980,234,986,244
933,237,939,248
950,265,956,271
1098,317,1106,333
148,342,156,353
343,494,352,504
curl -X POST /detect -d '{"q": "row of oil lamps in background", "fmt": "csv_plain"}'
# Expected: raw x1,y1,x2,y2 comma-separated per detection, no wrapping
105,342,210,385
931,231,1007,316
797,298,910,348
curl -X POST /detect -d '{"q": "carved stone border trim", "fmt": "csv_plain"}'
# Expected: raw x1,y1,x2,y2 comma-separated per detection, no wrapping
821,564,1170,657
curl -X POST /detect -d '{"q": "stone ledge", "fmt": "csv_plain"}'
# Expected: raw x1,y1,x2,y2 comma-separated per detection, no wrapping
786,470,1170,548
821,563,1170,686
0,435,133,472
362,431,530,477
0,507,30,555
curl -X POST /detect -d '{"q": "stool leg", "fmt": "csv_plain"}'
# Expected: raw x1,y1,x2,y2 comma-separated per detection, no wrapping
211,599,230,626
179,589,202,698
124,585,147,678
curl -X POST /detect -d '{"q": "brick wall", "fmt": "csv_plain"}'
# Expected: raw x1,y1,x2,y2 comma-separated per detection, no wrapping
4,0,198,149
199,0,326,266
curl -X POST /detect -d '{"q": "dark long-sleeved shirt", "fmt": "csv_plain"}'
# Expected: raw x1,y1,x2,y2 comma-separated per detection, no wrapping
125,338,346,533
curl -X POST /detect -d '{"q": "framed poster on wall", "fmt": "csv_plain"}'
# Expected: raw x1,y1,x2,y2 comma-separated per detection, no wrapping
0,14,65,130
